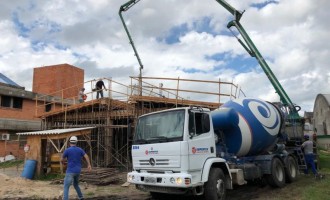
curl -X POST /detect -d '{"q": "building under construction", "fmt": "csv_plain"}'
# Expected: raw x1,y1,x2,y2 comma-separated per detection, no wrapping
31,76,244,173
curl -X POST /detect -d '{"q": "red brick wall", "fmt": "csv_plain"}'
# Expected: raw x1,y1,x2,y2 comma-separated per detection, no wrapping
0,99,40,120
33,64,84,99
0,140,25,159
0,98,63,120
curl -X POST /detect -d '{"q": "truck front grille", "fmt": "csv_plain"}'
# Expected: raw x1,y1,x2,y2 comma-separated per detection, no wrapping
139,159,170,166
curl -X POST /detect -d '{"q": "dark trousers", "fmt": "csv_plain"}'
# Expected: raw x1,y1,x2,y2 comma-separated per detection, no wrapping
96,88,103,99
304,153,317,175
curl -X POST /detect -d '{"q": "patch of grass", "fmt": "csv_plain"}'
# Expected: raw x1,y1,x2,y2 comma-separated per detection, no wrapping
318,150,330,169
86,192,95,196
0,160,23,168
301,150,330,200
302,176,330,200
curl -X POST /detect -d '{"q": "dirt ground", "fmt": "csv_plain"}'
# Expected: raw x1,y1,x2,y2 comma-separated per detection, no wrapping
0,166,148,200
0,166,324,200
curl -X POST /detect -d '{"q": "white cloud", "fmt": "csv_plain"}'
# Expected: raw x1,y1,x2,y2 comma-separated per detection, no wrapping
0,0,329,114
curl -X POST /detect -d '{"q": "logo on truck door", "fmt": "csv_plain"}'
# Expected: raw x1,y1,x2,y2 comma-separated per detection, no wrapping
145,147,159,155
192,146,209,154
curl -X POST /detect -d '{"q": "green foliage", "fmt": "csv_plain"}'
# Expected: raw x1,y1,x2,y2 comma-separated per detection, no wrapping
0,160,23,169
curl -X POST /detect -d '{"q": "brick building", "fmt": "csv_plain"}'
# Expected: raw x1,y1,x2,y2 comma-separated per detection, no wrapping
0,64,84,159
0,73,40,158
33,63,84,99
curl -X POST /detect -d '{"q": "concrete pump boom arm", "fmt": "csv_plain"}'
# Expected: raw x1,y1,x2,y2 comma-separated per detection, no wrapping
117,0,301,119
215,0,301,119
119,0,144,71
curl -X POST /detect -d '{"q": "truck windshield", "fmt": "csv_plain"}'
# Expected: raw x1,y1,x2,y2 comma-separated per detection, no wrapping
134,109,185,144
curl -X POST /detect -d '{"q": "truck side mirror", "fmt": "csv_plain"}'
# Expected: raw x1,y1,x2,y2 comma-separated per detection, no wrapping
189,131,194,138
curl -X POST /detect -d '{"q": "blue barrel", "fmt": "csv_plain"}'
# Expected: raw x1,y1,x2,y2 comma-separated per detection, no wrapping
21,160,37,179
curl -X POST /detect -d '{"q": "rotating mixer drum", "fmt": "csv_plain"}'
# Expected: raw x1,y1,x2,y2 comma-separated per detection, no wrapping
212,98,283,157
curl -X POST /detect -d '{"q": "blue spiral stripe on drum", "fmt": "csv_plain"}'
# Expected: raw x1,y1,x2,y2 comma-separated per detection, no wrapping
214,98,282,157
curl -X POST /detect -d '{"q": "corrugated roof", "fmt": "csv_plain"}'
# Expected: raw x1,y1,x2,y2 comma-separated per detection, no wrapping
0,73,21,87
16,127,95,136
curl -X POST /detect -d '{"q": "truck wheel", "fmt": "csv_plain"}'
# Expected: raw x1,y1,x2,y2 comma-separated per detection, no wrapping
265,157,286,188
204,168,226,200
285,155,298,183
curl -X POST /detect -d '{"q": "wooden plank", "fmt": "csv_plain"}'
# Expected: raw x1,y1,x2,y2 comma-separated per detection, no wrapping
129,95,221,109
121,182,130,187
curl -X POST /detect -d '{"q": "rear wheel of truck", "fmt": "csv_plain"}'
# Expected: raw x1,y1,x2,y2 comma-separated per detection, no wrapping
266,157,286,188
285,155,298,183
204,168,226,200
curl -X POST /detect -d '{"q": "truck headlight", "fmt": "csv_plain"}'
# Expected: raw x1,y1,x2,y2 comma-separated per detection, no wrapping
128,175,135,181
176,177,182,185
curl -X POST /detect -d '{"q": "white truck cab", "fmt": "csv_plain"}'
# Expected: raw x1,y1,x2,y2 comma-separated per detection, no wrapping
127,107,232,199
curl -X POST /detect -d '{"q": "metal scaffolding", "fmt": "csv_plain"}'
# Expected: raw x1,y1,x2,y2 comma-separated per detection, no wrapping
35,77,245,170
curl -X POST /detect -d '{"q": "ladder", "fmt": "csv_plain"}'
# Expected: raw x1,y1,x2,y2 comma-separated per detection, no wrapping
294,148,307,171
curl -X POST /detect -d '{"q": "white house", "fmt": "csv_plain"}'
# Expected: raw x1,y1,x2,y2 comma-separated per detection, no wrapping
313,94,330,149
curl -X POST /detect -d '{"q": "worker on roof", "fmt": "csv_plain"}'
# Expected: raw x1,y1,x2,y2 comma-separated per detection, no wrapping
78,88,86,103
95,79,106,99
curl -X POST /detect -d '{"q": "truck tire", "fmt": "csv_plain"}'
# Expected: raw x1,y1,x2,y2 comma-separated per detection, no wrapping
204,168,226,200
265,157,286,188
285,155,298,183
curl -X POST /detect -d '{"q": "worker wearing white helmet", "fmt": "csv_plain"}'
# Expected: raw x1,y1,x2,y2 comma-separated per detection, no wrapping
61,136,92,200
69,136,78,143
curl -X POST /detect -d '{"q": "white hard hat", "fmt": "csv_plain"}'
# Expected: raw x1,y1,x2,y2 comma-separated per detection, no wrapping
70,136,78,143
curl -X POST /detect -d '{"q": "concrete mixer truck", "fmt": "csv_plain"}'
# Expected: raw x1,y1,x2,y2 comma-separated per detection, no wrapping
127,98,302,199
123,0,306,199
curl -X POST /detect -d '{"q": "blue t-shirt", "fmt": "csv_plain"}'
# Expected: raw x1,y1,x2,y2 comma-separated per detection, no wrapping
62,146,86,173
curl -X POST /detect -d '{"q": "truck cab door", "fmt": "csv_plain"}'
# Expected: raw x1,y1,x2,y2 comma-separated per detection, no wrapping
188,111,216,174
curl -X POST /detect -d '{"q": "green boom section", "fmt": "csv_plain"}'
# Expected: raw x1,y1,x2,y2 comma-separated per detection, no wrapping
119,0,144,71
215,0,300,120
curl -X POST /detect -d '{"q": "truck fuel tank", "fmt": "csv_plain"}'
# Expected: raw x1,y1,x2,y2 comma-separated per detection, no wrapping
212,98,282,157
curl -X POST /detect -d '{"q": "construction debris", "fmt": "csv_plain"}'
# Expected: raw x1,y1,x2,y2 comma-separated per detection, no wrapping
50,178,64,185
80,167,122,185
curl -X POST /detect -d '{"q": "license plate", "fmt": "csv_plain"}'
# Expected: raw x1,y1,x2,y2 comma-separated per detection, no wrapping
144,177,156,183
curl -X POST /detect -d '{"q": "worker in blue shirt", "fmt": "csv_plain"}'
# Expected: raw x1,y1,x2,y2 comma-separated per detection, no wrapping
61,136,92,200
301,135,318,177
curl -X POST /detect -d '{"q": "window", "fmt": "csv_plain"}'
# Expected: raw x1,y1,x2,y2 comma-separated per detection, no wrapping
0,95,23,109
134,109,185,144
189,111,210,136
45,104,52,112
13,97,23,109
195,113,210,135
1,96,11,107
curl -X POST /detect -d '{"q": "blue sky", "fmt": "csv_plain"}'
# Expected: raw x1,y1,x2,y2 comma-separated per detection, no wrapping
0,0,329,114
